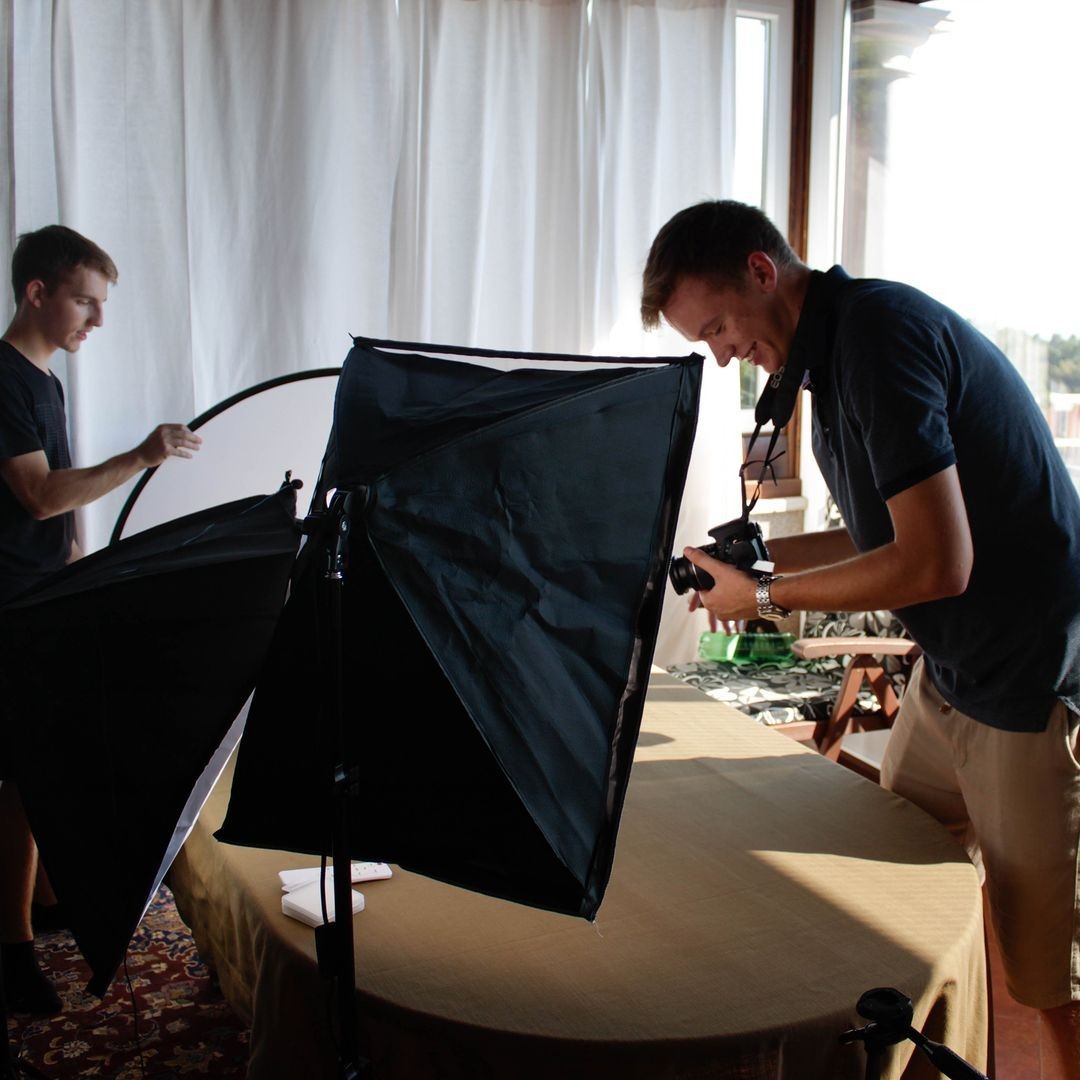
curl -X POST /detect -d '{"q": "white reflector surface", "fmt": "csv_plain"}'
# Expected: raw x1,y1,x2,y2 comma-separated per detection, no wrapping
114,372,339,540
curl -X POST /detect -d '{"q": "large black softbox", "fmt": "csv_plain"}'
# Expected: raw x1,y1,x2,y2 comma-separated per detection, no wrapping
0,488,301,994
218,338,702,918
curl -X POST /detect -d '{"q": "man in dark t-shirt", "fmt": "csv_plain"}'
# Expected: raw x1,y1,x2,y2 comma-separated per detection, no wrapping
0,226,201,1015
641,201,1080,1075
0,340,76,602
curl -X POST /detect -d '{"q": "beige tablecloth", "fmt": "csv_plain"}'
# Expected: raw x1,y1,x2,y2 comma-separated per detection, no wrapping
169,672,986,1079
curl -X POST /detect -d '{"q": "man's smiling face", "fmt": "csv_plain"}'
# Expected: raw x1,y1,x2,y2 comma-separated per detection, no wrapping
661,253,790,375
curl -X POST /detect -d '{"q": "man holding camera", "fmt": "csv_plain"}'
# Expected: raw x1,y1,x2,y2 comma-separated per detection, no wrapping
0,225,201,1014
642,200,1080,1073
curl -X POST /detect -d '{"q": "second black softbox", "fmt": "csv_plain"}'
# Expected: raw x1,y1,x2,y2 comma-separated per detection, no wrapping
217,338,703,919
0,488,302,993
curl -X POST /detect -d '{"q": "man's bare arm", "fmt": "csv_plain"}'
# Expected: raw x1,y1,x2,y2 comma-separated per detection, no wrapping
686,466,973,621
766,528,857,573
0,424,201,521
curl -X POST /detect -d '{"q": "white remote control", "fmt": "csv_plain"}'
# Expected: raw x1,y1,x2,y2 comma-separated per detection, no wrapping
278,862,393,892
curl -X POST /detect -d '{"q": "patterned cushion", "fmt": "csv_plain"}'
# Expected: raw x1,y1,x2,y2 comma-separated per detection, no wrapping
668,656,858,726
803,608,906,640
668,611,912,728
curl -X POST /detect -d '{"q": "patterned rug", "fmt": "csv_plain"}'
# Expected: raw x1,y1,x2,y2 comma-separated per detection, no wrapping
5,885,249,1078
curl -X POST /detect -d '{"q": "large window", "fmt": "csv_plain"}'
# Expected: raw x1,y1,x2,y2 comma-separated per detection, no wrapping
734,2,792,229
838,0,1080,488
734,2,798,500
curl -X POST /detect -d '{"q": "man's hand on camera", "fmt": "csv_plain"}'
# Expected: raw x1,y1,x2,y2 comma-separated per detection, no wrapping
681,546,759,623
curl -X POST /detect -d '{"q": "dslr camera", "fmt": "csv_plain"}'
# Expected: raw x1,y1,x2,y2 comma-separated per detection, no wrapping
668,518,771,595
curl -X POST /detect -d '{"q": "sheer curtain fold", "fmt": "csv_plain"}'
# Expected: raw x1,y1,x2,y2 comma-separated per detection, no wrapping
176,0,403,399
391,0,588,352
586,0,741,664
3,0,740,663
21,0,404,546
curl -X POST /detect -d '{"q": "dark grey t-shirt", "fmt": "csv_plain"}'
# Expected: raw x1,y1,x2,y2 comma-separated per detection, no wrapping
0,341,75,603
794,266,1080,731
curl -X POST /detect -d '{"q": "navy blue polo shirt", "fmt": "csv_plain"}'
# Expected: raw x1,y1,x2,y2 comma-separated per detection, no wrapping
793,266,1080,731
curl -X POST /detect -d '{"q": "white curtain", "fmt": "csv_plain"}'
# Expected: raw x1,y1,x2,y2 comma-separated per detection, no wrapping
1,0,739,664
390,0,589,351
584,0,742,662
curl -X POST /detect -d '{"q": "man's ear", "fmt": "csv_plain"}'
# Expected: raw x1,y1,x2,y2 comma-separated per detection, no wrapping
23,279,48,309
745,251,779,293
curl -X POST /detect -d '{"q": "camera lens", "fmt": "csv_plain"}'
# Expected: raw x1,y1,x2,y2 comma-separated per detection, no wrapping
668,555,715,596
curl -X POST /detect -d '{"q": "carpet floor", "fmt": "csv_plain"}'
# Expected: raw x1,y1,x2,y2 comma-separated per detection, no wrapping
5,885,250,1078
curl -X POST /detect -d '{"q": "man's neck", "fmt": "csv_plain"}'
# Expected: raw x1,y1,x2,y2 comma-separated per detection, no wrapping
779,264,812,328
765,263,812,356
2,318,54,374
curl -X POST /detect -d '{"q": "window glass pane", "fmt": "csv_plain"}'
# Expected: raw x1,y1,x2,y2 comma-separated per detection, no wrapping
841,0,1080,488
734,16,769,210
735,14,771,413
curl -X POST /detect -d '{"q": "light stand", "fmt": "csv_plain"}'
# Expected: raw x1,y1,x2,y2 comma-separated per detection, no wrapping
305,489,369,1079
840,987,989,1080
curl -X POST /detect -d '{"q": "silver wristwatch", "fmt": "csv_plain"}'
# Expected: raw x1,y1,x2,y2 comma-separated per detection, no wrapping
755,574,791,622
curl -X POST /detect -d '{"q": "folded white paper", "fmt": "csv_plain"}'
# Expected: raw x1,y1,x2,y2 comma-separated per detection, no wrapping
278,862,392,892
281,878,365,928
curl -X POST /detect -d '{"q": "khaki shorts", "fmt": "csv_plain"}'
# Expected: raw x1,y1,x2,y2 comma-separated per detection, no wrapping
881,657,1080,1010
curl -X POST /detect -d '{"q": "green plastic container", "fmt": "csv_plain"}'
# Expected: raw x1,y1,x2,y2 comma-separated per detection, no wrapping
698,631,796,666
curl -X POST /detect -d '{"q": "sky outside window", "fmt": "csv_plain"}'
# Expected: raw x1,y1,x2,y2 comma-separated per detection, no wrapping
842,0,1080,484
855,0,1080,341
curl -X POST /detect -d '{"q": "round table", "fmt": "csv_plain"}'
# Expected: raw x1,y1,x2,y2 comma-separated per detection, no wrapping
170,673,986,1079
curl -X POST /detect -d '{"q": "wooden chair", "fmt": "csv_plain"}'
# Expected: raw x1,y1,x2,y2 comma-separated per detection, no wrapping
791,636,920,781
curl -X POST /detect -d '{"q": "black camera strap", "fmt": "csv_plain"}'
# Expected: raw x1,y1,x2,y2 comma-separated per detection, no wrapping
740,358,807,519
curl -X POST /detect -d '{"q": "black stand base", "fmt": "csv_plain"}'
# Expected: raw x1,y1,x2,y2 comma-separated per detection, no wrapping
841,987,990,1080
